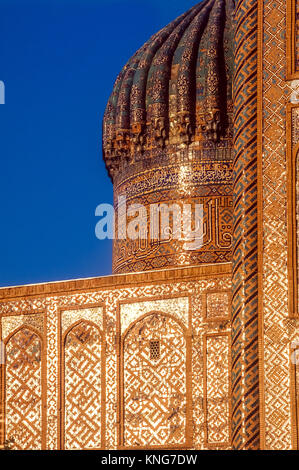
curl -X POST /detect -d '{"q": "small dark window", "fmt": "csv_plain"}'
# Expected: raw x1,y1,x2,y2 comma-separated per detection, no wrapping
150,340,160,361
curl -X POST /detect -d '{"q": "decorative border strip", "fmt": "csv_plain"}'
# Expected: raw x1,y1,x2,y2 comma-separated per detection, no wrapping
203,332,232,448
0,264,231,301
286,0,299,79
203,289,231,323
260,0,297,450
257,0,265,450
232,0,259,449
287,104,299,318
290,342,299,449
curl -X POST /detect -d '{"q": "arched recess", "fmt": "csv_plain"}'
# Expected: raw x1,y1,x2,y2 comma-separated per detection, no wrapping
61,320,104,450
120,312,191,449
4,325,45,450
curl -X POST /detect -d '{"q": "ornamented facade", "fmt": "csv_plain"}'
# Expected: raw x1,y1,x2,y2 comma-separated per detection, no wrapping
0,0,299,450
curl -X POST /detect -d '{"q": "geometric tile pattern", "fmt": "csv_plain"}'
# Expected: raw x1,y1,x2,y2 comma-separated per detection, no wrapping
104,292,118,449
262,0,295,450
120,297,189,334
287,0,299,77
2,0,299,452
113,161,233,273
292,107,299,146
191,291,206,449
205,334,230,446
61,307,103,335
296,348,299,444
296,0,299,71
232,0,259,450
64,321,102,449
297,150,299,298
206,292,230,319
0,266,232,450
123,314,186,447
103,0,234,274
5,328,43,450
46,305,59,449
103,0,234,180
1,313,43,339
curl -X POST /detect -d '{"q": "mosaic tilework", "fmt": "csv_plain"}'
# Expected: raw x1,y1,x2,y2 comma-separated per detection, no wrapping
103,0,234,179
123,314,187,447
2,0,299,451
103,0,234,275
61,307,103,335
232,0,259,449
206,292,230,319
64,322,102,449
295,346,299,438
287,0,299,76
261,0,296,450
104,291,118,449
292,107,299,145
120,296,189,334
46,304,58,449
289,105,299,318
5,329,43,450
296,0,299,71
296,148,299,305
205,334,230,446
190,289,205,448
113,159,233,274
1,313,43,339
0,267,231,450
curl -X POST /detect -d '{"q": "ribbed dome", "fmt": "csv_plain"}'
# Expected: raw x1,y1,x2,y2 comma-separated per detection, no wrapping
103,0,234,180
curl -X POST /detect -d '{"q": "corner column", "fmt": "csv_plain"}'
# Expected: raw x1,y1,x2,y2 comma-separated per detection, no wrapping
232,0,260,449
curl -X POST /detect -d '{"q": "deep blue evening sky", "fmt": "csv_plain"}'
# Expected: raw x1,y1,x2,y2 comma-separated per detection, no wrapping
0,0,197,287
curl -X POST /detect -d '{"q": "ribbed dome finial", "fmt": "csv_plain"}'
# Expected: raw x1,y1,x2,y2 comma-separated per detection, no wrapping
103,0,234,181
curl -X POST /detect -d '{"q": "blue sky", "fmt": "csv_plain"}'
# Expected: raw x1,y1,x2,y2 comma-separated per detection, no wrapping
0,0,198,287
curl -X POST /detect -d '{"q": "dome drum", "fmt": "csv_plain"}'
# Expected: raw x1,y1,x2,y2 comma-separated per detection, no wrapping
103,0,234,273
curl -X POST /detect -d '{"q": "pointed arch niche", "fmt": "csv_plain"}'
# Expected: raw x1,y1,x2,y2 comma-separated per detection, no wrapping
60,318,105,450
120,311,192,449
4,326,45,450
